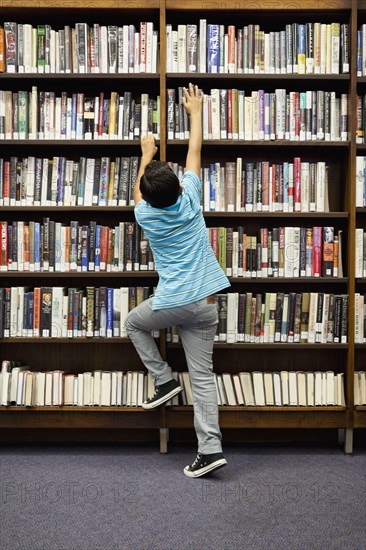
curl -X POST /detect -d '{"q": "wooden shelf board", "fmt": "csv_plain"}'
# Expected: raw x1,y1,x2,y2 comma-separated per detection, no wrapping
167,73,350,80
0,73,159,79
0,271,158,278
169,405,347,412
0,206,135,212
203,212,349,218
168,343,348,349
0,0,160,8
166,0,351,10
0,140,153,146
0,338,135,344
0,406,153,412
353,409,366,428
168,140,349,147
228,277,348,284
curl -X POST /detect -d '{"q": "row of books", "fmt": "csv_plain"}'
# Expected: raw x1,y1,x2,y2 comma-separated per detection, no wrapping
167,292,348,344
355,156,366,207
169,159,330,213
0,286,156,339
167,22,349,75
0,287,350,343
0,156,140,207
167,88,348,142
0,361,348,407
355,229,366,278
357,26,366,77
0,89,160,140
0,156,331,212
207,226,343,279
212,370,346,407
0,220,154,273
354,293,366,344
0,22,159,74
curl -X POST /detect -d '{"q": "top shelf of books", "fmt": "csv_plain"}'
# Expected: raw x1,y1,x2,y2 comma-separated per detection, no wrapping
165,0,352,11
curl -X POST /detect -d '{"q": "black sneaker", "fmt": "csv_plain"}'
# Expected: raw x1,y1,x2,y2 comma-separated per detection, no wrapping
183,452,227,478
142,379,182,410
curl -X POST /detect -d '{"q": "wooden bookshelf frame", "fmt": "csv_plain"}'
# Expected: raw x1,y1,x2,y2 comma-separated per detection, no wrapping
0,0,363,453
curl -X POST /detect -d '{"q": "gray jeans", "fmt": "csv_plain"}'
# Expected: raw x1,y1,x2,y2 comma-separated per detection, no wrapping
124,297,222,454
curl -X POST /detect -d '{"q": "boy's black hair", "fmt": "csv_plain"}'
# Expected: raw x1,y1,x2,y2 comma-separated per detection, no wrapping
140,161,180,208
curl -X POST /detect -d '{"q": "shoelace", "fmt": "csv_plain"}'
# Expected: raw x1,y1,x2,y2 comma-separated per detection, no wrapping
147,387,160,401
191,454,202,468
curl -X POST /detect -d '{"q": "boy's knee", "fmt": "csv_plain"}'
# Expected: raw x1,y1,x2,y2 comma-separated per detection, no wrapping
124,310,136,335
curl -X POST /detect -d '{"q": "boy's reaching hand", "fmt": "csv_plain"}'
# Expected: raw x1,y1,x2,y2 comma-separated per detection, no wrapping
141,134,158,161
182,83,202,117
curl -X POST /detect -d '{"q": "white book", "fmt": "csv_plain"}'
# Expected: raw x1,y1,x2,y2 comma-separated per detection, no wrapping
44,372,53,405
177,25,186,72
252,371,265,405
64,375,76,406
210,89,220,140
337,373,345,406
288,371,298,405
222,374,237,405
308,293,318,343
244,96,253,140
297,371,307,406
263,372,274,405
1,371,10,405
84,158,95,206
356,156,365,206
83,372,92,405
119,287,129,337
239,372,255,405
146,23,154,73
166,24,172,72
101,372,111,406
306,372,315,406
280,371,289,405
226,292,238,343
232,374,244,405
314,371,322,405
199,19,207,73
111,371,117,406
140,93,149,136
116,371,123,406
51,287,64,338
77,373,83,406
93,371,102,405
359,372,366,405
273,372,282,405
326,371,335,405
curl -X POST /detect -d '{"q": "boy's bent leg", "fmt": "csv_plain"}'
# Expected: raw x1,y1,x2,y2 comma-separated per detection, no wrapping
178,300,222,455
125,298,173,385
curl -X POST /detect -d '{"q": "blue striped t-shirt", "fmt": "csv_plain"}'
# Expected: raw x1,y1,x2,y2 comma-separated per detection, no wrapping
134,170,230,310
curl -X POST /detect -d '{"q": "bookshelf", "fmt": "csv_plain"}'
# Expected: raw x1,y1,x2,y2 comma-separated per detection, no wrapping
355,0,366,431
0,0,363,453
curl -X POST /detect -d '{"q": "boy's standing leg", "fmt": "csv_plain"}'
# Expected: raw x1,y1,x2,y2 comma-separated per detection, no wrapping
178,297,227,477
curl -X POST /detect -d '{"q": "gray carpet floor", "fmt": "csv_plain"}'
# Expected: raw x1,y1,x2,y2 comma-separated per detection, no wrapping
0,442,365,550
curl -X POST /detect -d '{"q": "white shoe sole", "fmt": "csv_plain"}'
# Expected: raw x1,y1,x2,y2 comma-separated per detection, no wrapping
141,386,183,410
183,458,227,478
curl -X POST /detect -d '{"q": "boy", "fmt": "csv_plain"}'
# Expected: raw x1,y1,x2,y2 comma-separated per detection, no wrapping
125,83,230,477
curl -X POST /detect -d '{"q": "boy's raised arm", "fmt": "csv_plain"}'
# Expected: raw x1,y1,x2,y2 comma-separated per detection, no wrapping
134,134,158,205
182,83,203,177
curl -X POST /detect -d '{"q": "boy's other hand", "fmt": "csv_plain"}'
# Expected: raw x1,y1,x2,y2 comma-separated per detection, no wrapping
182,83,202,117
141,134,158,161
